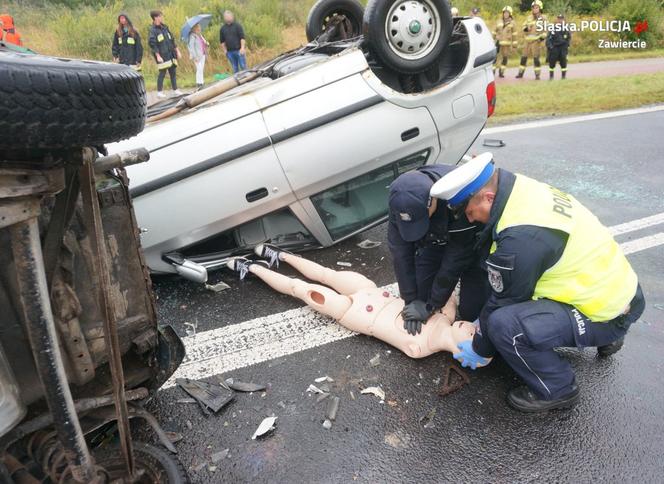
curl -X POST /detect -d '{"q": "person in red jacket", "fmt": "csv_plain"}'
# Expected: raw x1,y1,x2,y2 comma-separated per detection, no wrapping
0,14,23,46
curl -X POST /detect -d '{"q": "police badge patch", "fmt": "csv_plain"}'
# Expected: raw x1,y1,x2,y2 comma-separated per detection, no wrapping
487,266,504,293
399,213,412,221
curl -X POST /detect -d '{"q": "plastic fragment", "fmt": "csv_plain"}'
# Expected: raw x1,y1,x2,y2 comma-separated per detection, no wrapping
326,396,340,421
322,419,332,430
369,354,381,367
210,449,229,463
252,416,277,439
206,281,231,293
361,386,385,401
314,376,334,383
317,392,330,403
224,378,266,392
336,261,352,267
307,384,324,394
357,239,382,249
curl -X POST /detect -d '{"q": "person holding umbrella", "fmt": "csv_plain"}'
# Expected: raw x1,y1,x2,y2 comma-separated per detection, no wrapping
182,14,212,89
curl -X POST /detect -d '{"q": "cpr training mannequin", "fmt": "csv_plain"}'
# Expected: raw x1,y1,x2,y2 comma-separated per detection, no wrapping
227,244,491,365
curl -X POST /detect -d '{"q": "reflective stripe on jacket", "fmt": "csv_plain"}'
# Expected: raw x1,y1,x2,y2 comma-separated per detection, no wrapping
492,174,637,321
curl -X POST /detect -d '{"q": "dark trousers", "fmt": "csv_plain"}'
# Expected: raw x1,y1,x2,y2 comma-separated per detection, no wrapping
548,46,568,71
414,247,490,321
157,64,178,91
484,285,645,400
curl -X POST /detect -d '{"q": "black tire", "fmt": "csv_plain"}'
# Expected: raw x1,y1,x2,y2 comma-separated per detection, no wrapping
0,49,146,153
94,441,190,483
363,0,453,74
306,0,365,42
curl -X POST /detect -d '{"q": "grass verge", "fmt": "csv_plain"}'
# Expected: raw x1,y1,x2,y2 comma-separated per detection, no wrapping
569,48,664,64
490,72,664,125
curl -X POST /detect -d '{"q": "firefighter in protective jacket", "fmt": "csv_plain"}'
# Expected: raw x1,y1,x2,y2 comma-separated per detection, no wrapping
517,0,547,80
494,6,518,78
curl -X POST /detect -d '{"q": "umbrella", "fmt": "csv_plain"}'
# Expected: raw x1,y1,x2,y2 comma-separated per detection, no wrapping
181,14,213,41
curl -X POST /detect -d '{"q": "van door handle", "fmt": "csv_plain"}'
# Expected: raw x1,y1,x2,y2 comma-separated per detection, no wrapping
246,187,269,202
401,127,420,141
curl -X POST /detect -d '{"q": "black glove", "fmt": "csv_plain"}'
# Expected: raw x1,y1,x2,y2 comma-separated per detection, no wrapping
401,300,432,336
404,319,424,336
402,300,432,321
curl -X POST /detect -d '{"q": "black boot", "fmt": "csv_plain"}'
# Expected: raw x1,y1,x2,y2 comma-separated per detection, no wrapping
549,71,554,80
597,337,624,357
507,385,580,413
562,70,567,79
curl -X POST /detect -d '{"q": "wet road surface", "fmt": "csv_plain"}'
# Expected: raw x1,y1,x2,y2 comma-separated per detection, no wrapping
140,109,664,482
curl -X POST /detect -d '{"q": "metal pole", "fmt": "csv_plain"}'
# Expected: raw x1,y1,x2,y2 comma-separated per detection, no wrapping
9,218,97,483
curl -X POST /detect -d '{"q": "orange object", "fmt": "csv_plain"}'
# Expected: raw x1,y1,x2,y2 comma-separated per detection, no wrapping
0,14,23,46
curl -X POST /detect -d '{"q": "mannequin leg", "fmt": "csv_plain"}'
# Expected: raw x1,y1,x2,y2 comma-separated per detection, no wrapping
279,252,377,295
247,263,352,320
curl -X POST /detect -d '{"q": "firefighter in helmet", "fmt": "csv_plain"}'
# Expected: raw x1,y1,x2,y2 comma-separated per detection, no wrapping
517,0,547,80
494,6,518,78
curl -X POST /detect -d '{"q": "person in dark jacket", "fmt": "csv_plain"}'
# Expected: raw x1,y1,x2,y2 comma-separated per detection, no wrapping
112,13,143,70
219,10,246,73
546,13,572,80
148,10,182,98
388,164,490,336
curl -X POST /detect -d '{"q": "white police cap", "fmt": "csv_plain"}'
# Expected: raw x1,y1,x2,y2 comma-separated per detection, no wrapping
430,152,495,207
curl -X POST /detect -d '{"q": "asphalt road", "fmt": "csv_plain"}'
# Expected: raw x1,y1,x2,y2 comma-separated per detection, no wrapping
141,108,664,482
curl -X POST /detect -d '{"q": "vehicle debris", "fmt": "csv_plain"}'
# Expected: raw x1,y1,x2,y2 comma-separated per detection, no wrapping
336,261,352,267
438,363,470,397
419,408,436,429
177,378,235,413
360,386,385,401
326,396,340,421
165,431,183,444
369,354,381,367
317,392,330,403
357,239,382,249
224,378,266,392
307,384,324,394
210,449,230,463
482,138,506,148
184,321,197,337
252,416,278,439
205,281,231,293
176,398,197,404
314,376,334,383
318,382,331,393
384,431,411,449
322,419,332,430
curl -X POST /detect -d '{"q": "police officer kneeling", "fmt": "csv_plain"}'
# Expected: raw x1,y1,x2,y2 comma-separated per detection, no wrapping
431,154,645,412
388,165,489,336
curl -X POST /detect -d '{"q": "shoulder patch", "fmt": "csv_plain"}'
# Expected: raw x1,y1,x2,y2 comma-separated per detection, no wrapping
487,266,504,293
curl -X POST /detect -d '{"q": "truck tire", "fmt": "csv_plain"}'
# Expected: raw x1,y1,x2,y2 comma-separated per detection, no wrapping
363,0,452,74
0,50,146,153
95,441,190,483
306,0,365,42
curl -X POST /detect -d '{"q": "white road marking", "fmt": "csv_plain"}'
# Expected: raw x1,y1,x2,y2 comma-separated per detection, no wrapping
620,232,664,255
609,212,664,236
162,220,664,389
484,105,664,134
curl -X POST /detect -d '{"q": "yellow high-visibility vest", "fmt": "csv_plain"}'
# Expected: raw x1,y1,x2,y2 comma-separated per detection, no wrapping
492,174,637,321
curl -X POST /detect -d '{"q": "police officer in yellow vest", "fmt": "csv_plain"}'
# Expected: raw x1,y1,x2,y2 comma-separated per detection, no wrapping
430,154,645,412
517,0,547,80
494,6,518,78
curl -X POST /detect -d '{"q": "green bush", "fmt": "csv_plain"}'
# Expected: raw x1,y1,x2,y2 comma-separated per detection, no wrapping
607,0,664,45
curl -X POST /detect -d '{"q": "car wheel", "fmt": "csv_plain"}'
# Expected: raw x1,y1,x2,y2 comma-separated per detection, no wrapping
363,0,453,74
0,50,146,155
94,441,190,483
306,0,365,42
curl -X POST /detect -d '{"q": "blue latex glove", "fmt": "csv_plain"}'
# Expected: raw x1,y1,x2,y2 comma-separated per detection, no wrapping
453,340,490,370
